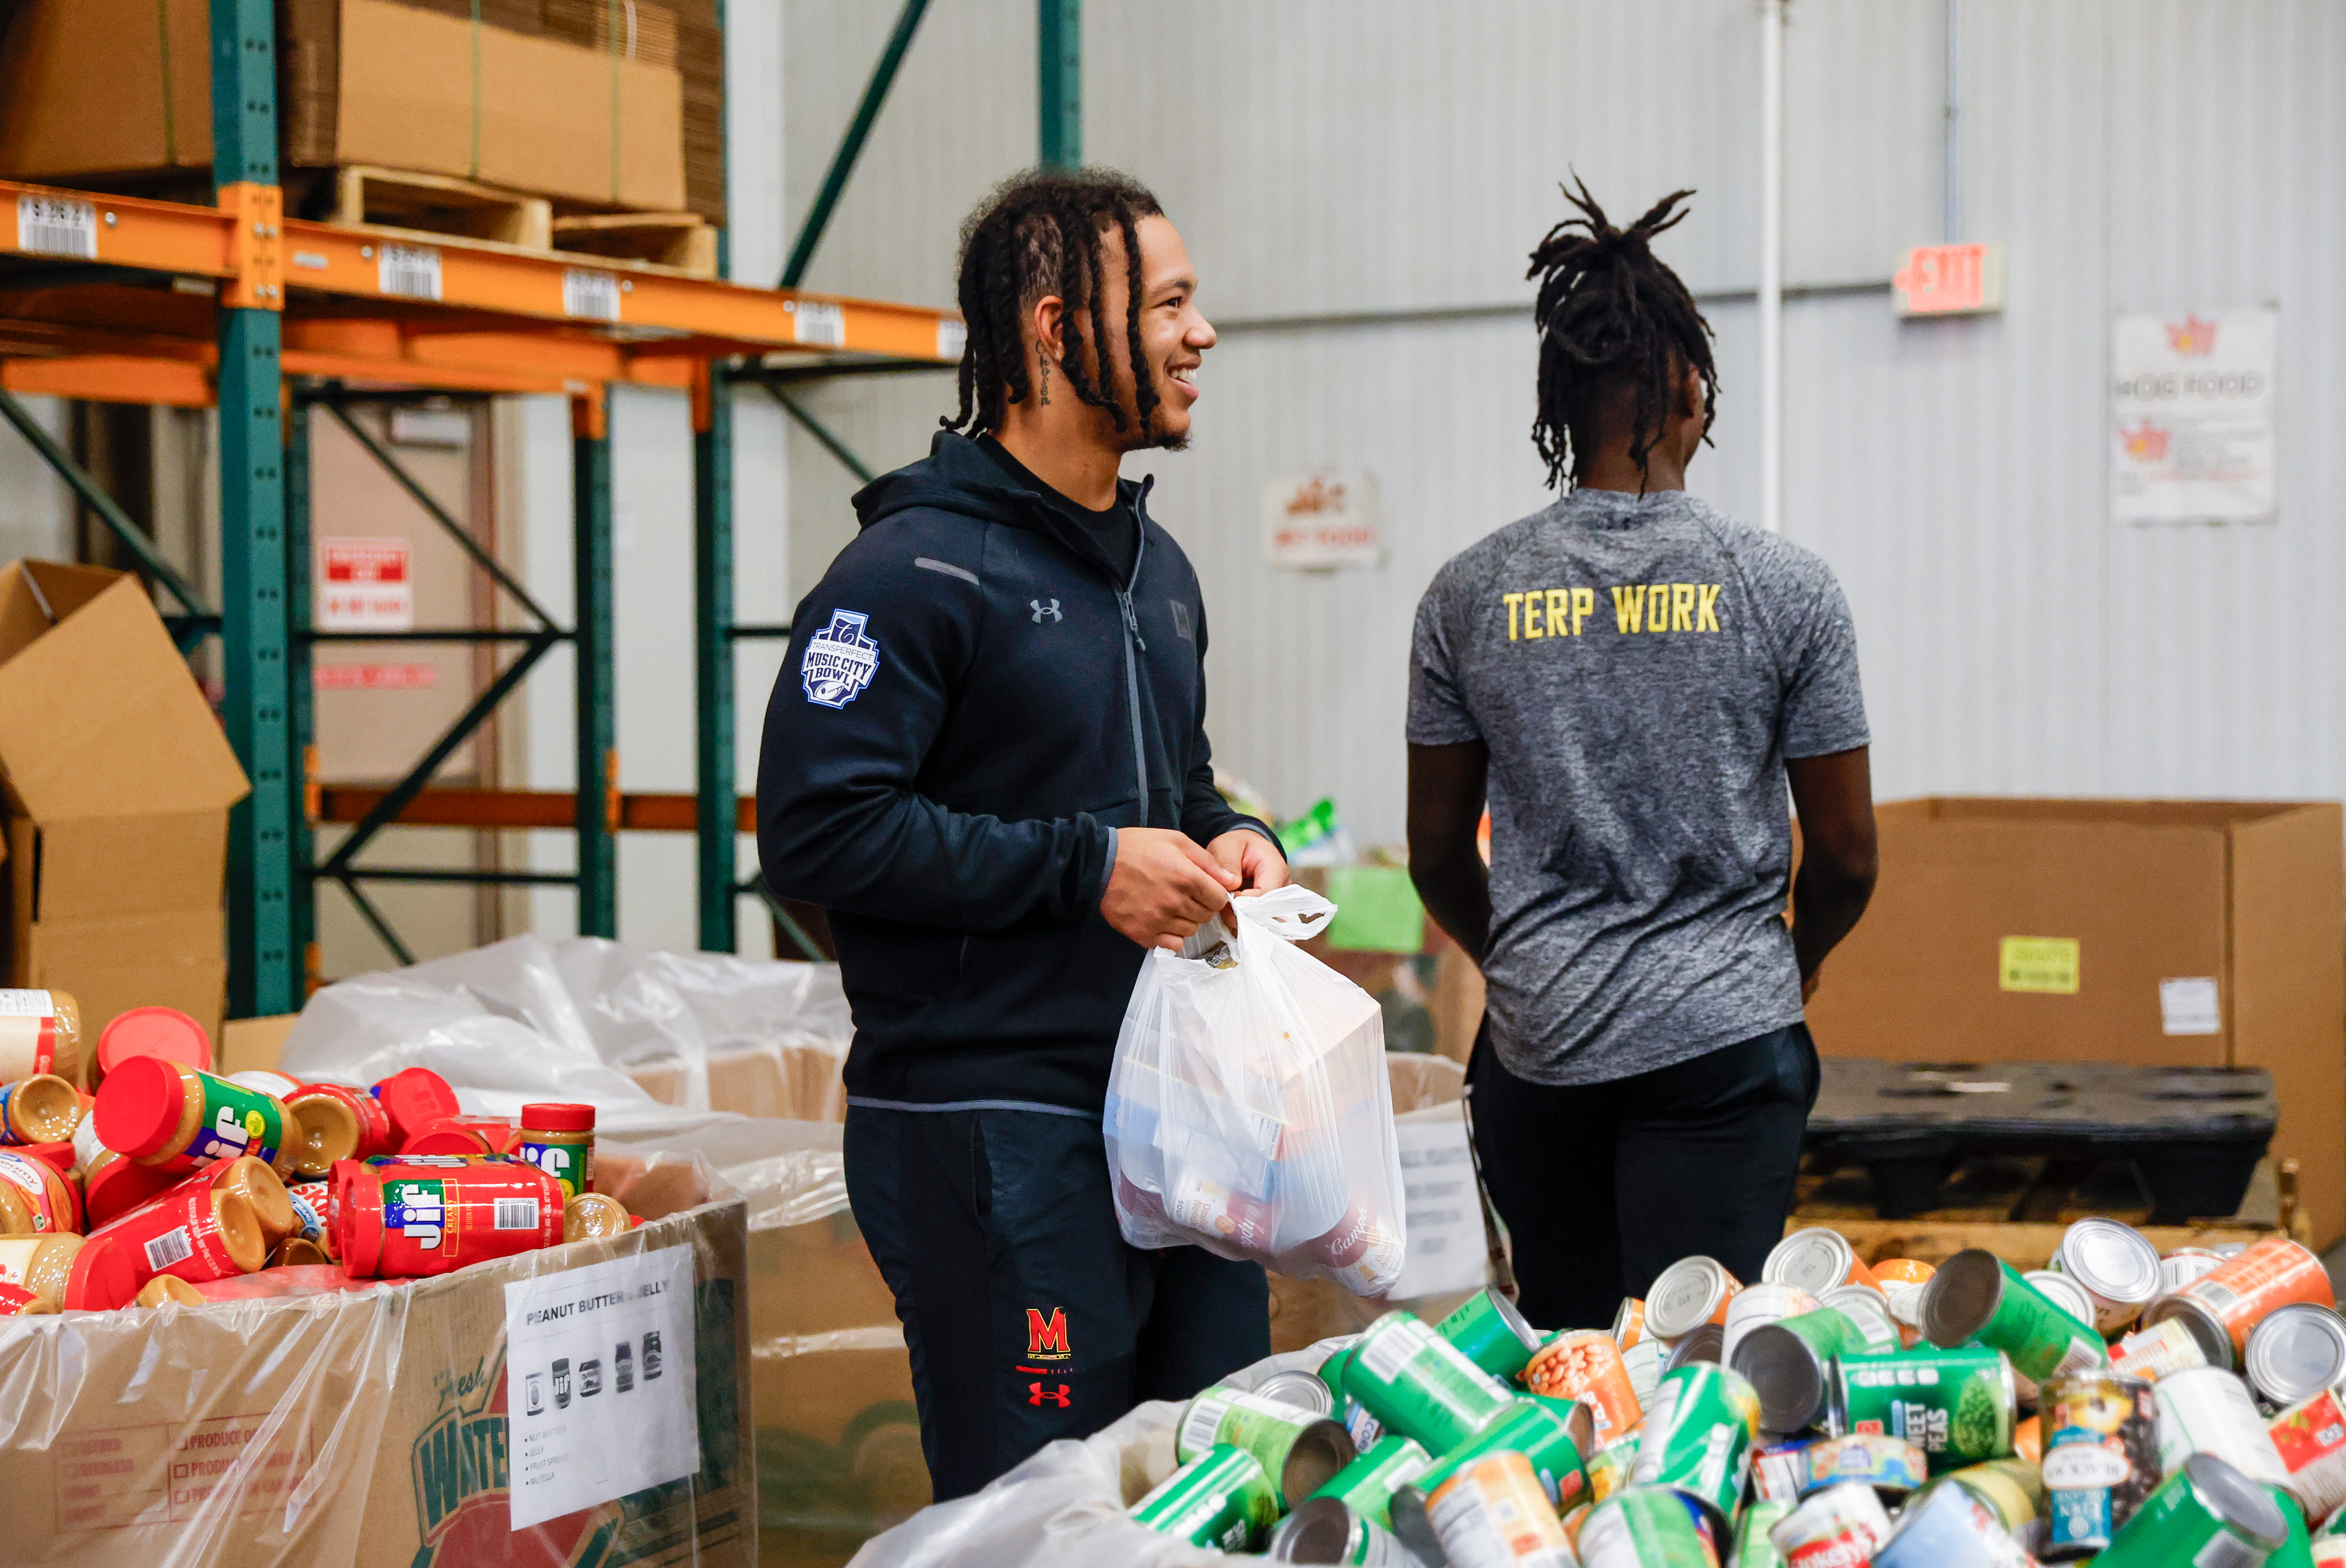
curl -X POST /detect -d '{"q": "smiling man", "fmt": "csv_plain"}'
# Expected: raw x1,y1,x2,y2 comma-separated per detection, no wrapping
757,168,1286,1498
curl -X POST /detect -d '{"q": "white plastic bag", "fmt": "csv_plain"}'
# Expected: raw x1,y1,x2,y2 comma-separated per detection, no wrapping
1103,886,1406,1295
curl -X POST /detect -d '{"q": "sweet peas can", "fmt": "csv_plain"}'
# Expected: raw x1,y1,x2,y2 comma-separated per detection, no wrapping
1629,1361,1761,1525
1309,1434,1433,1529
1828,1346,2016,1475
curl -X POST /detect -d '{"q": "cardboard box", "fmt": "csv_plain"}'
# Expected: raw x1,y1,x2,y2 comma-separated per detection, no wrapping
0,0,685,212
1805,798,2346,1247
0,561,248,1049
0,1182,754,1568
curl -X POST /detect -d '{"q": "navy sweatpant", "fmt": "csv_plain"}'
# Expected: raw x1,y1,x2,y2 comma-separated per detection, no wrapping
843,1102,1271,1501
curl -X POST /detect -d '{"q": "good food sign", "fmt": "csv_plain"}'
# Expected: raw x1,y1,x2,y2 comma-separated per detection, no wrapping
1262,470,1384,570
2110,307,2276,525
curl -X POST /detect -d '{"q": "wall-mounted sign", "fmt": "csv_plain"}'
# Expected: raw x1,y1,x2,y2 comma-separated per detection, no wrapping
1893,243,2005,316
318,537,414,630
1262,470,1384,570
2110,307,2275,525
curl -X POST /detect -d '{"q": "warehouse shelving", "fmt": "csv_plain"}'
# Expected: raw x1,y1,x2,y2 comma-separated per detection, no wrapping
0,0,961,1009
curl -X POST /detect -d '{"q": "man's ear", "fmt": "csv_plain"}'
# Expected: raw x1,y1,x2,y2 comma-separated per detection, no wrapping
1680,359,1706,420
1029,295,1067,370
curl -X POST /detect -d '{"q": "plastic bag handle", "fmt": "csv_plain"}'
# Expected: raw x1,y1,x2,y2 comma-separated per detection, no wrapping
1233,884,1337,942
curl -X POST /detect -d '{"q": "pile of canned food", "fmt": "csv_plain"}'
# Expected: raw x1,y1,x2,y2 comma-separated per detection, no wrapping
1130,1220,2346,1566
0,997,633,1312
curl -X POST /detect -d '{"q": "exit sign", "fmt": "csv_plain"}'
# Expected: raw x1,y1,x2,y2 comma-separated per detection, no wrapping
1894,243,2006,317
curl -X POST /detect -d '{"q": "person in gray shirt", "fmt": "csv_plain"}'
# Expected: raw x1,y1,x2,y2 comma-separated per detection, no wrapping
1406,183,1879,1329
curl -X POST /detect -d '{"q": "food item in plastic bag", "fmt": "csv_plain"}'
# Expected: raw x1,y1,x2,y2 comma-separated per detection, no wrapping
0,1280,54,1313
0,987,81,1087
1104,886,1405,1294
94,1055,297,1175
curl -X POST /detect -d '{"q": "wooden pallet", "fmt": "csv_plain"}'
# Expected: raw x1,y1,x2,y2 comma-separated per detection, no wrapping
333,166,552,250
551,212,719,277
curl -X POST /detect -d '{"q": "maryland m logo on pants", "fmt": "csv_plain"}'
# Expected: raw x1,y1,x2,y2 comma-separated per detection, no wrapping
1025,1306,1071,1360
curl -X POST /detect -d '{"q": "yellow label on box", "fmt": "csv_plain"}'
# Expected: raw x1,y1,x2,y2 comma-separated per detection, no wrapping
1999,936,2080,994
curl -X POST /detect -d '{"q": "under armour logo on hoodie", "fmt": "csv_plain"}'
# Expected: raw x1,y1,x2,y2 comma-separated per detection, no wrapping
1030,599,1062,624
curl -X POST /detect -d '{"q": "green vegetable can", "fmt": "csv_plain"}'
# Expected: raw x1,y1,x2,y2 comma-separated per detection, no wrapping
1920,1250,2109,1383
2090,1452,2293,1568
1436,1286,1545,1382
1175,1385,1355,1506
1575,1485,1719,1568
1830,1347,2015,1475
1343,1310,1518,1454
1390,1396,1596,1548
1310,1434,1434,1529
1129,1443,1281,1552
1736,1498,1791,1568
1628,1361,1762,1525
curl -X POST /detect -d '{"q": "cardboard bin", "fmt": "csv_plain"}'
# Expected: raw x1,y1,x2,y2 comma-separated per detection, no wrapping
0,561,248,1048
1804,797,2346,1247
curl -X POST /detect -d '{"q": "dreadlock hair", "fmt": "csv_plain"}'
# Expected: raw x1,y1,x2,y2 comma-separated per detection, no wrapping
1526,178,1720,490
942,167,1165,438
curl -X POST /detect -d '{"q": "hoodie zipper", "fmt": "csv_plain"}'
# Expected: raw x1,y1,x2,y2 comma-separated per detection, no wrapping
1116,520,1151,821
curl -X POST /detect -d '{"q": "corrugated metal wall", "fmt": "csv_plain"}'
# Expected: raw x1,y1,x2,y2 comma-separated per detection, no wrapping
774,0,2346,846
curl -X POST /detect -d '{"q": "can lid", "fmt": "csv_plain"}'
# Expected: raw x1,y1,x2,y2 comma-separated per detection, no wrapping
2182,1452,2289,1548
1764,1228,1854,1297
2245,1304,2346,1406
1646,1256,1734,1341
1663,1322,1725,1373
1731,1322,1830,1433
520,1102,596,1133
1249,1370,1337,1418
1918,1249,2003,1348
2144,1295,2237,1370
92,1054,192,1159
1265,1497,1355,1562
96,1006,212,1078
64,1233,139,1310
2023,1269,2099,1328
2059,1218,2163,1306
370,1068,461,1147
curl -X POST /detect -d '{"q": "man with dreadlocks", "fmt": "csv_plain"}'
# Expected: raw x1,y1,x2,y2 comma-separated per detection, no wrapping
1405,182,1879,1330
757,168,1284,1497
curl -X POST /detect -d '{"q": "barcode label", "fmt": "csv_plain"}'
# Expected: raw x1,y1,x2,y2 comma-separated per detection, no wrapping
16,195,96,259
2194,1530,2268,1568
1177,1395,1228,1459
0,989,54,1016
378,242,442,301
562,267,621,322
793,300,846,347
1360,1321,1422,1384
937,318,967,362
494,1198,541,1231
144,1228,195,1273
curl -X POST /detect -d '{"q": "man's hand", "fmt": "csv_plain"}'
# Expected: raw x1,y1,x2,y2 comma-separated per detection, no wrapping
1103,828,1240,951
1207,829,1290,893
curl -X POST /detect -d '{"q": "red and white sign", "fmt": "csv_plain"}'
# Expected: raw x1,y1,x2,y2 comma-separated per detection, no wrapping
1262,471,1384,571
1893,243,2005,317
2110,307,2275,524
318,537,414,631
315,664,437,690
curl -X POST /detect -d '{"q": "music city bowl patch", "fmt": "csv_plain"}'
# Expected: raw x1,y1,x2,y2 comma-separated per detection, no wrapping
801,610,881,708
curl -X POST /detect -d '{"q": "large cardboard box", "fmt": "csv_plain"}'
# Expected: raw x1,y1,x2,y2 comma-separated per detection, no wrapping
1805,798,2346,1246
0,562,248,1047
0,1178,753,1568
0,0,685,212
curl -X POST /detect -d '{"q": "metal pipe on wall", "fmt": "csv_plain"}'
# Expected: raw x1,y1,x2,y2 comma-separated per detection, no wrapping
1758,0,1786,536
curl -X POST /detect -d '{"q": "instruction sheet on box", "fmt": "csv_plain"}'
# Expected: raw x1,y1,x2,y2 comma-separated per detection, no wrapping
503,1245,700,1529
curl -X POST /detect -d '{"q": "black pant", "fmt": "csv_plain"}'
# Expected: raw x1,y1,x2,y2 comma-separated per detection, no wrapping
844,1102,1271,1502
1467,1021,1820,1332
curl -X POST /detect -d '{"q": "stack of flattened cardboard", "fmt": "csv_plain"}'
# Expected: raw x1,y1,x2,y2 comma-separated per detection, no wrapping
0,0,688,214
0,561,247,1044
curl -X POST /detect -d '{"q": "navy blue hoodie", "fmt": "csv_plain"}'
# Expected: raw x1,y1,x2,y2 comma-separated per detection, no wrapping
756,432,1274,1114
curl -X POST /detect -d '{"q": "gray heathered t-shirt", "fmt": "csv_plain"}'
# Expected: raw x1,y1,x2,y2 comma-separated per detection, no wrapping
1407,487,1869,1085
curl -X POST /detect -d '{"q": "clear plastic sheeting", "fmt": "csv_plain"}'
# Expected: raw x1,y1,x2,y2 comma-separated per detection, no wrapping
279,934,851,1131
846,1340,1350,1568
0,1144,756,1568
608,1119,850,1234
1106,886,1407,1295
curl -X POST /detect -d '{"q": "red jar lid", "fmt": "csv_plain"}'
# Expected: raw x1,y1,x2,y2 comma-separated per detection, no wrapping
84,1156,176,1229
370,1069,461,1149
520,1103,596,1133
92,1055,191,1160
96,1006,213,1080
402,1120,499,1157
65,1234,140,1311
339,1173,385,1279
17,1142,73,1177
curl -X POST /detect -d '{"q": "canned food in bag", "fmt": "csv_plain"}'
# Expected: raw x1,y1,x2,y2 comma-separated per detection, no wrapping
2053,1217,2165,1334
1766,1227,1883,1298
1645,1256,1741,1341
2267,1383,2346,1523
1629,1361,1761,1526
2155,1365,2291,1491
2111,1317,2211,1383
2245,1304,2346,1409
1176,1384,1356,1506
1309,1434,1432,1529
1129,1443,1279,1551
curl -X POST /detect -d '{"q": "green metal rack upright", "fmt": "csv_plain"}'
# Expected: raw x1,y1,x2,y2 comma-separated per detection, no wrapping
214,0,297,1015
574,395,619,937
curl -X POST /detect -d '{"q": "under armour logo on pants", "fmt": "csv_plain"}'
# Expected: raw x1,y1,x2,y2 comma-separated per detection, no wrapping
1030,599,1062,623
1026,1382,1071,1408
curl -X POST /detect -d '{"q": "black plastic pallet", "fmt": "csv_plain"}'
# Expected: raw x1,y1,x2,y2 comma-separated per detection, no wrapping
1805,1060,2275,1224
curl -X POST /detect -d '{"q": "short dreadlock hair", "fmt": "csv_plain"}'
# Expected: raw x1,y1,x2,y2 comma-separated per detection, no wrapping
1527,179,1719,490
942,167,1165,437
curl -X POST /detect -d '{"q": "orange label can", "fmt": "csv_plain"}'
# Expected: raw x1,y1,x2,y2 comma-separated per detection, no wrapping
1524,1330,1644,1447
2158,1237,2332,1361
